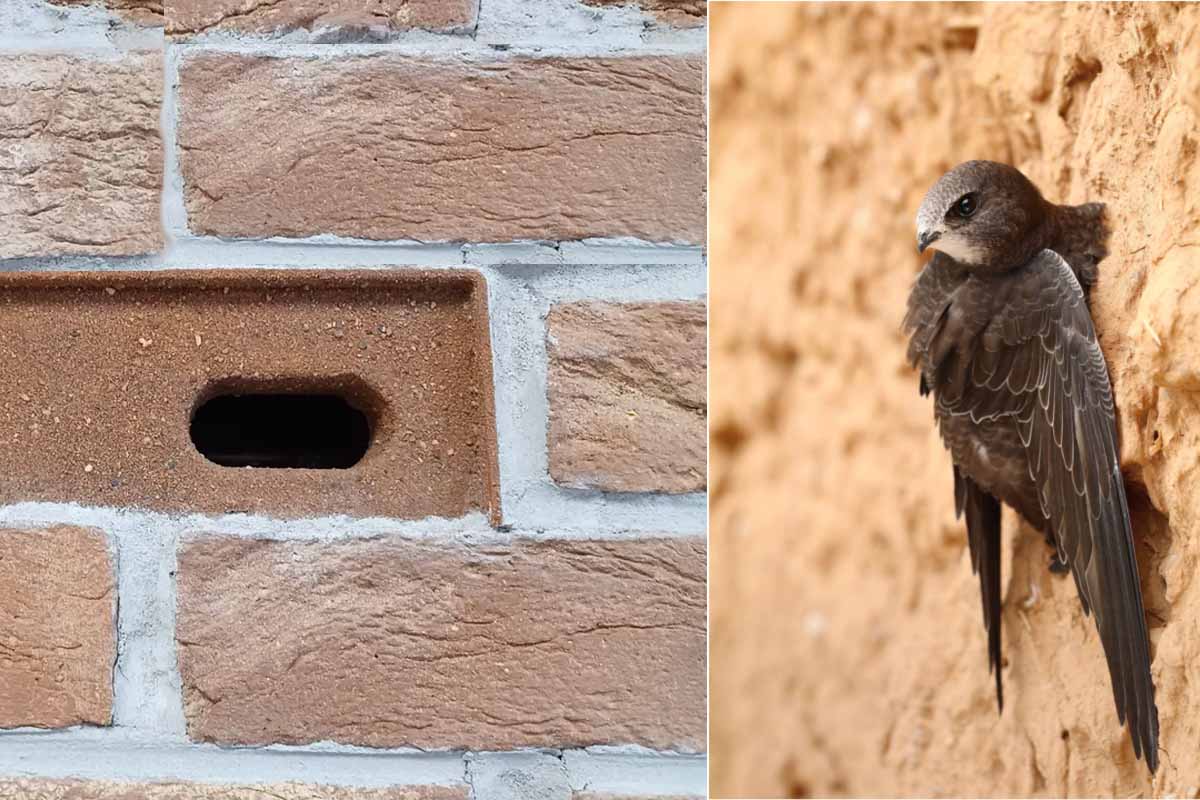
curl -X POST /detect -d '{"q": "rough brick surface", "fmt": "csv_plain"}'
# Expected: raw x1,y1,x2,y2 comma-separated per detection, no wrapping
177,536,706,750
167,0,477,36
582,0,705,27
0,53,163,260
47,0,164,25
0,780,465,799
178,54,705,244
0,526,114,729
0,270,499,522
548,302,706,493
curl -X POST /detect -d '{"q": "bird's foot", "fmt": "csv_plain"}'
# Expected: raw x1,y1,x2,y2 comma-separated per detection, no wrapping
1049,554,1070,575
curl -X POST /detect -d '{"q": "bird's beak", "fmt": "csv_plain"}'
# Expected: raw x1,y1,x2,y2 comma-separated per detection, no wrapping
917,229,941,254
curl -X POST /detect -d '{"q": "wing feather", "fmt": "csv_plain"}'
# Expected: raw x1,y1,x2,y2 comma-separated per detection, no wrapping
903,253,968,371
960,249,1158,772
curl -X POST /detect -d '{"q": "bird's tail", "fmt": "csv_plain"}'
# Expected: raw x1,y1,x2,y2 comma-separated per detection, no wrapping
1054,201,1109,293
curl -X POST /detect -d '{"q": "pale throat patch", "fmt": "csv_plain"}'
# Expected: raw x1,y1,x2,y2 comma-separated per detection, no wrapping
933,232,984,265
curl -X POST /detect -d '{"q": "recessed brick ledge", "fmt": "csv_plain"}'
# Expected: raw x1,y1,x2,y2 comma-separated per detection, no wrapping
0,269,500,524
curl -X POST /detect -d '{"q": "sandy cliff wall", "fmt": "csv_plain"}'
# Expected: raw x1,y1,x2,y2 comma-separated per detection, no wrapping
711,3,1200,796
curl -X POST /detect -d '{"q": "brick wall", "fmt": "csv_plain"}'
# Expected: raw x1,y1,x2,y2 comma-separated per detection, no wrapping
0,1,706,797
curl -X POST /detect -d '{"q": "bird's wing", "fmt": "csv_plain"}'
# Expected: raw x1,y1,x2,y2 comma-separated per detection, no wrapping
962,248,1158,772
955,465,1004,712
903,252,969,377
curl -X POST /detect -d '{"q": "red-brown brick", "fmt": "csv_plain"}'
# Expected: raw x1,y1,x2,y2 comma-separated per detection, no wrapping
0,526,115,729
0,53,163,260
176,536,706,750
582,0,705,27
177,54,705,244
548,301,707,493
46,0,164,25
0,780,466,799
167,0,477,35
0,270,499,522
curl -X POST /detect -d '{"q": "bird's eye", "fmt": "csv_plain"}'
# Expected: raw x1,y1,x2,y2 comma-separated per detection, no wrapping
953,194,978,218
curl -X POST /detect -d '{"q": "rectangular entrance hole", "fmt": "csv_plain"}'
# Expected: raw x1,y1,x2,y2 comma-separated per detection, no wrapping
190,393,372,469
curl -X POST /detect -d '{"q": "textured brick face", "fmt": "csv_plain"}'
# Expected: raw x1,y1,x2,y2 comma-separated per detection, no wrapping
0,53,163,260
0,526,115,729
167,0,478,35
548,302,707,493
177,536,706,750
0,780,466,799
178,54,705,243
582,0,705,27
46,0,165,26
0,270,499,521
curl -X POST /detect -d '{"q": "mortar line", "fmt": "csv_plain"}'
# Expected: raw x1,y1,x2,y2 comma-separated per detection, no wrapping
167,34,705,58
463,753,477,800
0,44,157,55
108,520,185,735
0,502,704,540
0,728,706,794
0,244,705,272
160,42,187,245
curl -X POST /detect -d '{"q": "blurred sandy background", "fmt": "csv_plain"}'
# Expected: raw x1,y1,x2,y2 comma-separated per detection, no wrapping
709,2,1200,797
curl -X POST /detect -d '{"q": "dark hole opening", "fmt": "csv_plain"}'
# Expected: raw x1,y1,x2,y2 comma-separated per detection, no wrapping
190,394,371,469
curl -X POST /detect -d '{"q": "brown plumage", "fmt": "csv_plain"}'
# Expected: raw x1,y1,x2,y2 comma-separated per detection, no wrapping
904,160,1159,773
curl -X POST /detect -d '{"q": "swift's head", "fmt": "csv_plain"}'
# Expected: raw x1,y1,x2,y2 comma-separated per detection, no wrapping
915,160,1047,269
